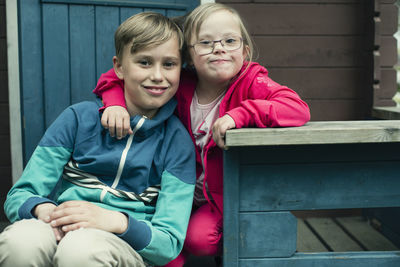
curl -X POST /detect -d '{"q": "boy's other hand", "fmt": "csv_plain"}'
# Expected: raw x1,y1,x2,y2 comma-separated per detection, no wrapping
33,202,65,241
212,114,236,149
101,106,133,139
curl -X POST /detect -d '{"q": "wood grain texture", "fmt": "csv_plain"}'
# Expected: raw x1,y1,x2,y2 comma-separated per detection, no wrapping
306,218,363,251
373,107,400,120
239,212,297,257
239,161,400,211
336,217,398,251
226,121,400,146
238,252,400,266
297,219,329,252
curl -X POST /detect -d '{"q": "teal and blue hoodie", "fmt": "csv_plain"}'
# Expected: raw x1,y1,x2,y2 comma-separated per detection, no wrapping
4,98,196,266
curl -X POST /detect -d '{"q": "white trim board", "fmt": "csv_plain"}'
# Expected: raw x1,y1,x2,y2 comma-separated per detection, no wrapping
6,0,23,183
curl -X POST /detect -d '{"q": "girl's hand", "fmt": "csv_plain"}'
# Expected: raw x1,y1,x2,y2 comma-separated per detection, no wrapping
212,115,236,149
101,106,133,139
33,203,65,241
48,200,128,235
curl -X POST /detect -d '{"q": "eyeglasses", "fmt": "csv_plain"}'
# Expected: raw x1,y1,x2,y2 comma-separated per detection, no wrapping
189,36,243,56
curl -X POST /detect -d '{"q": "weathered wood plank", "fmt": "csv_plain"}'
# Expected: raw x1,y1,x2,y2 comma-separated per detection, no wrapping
232,3,365,35
95,6,119,78
306,218,363,251
42,3,71,127
373,107,400,120
70,5,97,103
306,99,369,121
119,7,142,23
255,36,365,68
238,252,400,266
19,0,45,162
223,149,240,267
268,68,367,100
381,3,398,35
239,212,297,257
226,121,400,147
297,219,329,252
336,217,398,251
236,143,400,165
239,161,400,211
0,5,5,38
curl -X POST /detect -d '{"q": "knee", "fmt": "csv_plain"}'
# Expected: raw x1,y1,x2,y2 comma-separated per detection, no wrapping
0,219,56,265
184,222,222,256
55,228,99,265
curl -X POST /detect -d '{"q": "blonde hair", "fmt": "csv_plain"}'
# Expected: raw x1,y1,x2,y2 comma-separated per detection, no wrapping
183,3,254,63
114,12,184,61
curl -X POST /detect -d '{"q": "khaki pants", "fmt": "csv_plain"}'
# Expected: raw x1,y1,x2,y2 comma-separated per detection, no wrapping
0,219,146,267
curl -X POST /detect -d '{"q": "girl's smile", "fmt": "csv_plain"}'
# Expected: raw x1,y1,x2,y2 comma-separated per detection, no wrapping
189,10,247,89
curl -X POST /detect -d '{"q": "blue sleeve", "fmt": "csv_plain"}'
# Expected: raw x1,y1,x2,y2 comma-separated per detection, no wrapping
4,107,78,222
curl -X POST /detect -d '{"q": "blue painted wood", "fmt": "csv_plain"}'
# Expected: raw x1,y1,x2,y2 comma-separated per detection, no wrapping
144,8,166,15
41,0,189,10
223,149,240,267
239,212,297,258
120,7,143,23
95,6,119,78
42,4,71,127
166,9,187,18
19,0,44,163
239,252,400,267
19,0,199,163
239,161,400,211
223,131,400,266
236,143,400,166
70,5,97,103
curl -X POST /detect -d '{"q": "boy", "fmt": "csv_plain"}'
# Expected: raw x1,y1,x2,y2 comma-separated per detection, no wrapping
0,12,195,267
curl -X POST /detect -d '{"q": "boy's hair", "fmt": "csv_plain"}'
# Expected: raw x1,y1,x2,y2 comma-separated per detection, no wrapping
183,3,255,63
115,12,184,61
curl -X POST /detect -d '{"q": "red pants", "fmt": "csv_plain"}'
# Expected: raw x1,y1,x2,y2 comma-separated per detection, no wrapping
163,203,223,267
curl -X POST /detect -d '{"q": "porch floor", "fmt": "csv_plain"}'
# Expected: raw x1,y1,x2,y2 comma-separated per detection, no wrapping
1,216,398,267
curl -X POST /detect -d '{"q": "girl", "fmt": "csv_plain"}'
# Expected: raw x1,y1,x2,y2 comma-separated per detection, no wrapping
94,3,310,266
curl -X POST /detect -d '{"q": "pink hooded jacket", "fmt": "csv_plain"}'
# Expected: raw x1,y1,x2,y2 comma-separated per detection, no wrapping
94,62,310,215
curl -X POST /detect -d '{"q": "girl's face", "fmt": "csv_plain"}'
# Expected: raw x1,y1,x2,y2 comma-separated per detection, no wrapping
189,10,247,86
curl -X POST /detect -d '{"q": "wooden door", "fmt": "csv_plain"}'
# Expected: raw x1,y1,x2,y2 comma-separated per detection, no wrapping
19,0,199,164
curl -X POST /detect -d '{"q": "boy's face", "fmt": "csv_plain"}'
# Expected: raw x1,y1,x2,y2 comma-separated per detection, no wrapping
114,37,181,119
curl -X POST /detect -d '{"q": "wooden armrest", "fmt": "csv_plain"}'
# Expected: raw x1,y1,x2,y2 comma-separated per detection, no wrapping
225,120,400,147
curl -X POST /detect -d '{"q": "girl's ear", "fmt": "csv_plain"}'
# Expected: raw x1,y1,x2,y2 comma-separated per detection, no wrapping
113,56,124,80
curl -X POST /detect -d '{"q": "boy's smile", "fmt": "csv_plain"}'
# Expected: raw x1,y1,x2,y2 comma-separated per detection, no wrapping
114,37,181,119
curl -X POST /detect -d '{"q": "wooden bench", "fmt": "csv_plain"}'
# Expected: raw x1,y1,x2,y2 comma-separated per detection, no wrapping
223,120,400,267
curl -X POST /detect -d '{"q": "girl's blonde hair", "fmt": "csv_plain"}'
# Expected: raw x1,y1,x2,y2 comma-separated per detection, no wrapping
183,3,255,64
114,12,184,61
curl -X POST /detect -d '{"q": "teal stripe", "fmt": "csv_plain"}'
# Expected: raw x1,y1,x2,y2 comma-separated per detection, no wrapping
5,146,72,222
138,170,194,265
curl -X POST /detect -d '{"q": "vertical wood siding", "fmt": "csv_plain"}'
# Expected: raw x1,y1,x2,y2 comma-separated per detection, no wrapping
0,0,12,221
217,0,398,121
19,0,197,164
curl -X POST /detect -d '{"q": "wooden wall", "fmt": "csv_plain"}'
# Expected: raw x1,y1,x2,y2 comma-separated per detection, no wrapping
217,0,398,121
0,0,12,221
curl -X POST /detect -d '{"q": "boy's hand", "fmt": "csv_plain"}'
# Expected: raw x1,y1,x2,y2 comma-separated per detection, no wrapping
101,106,133,139
33,203,65,241
212,115,236,149
49,200,128,235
